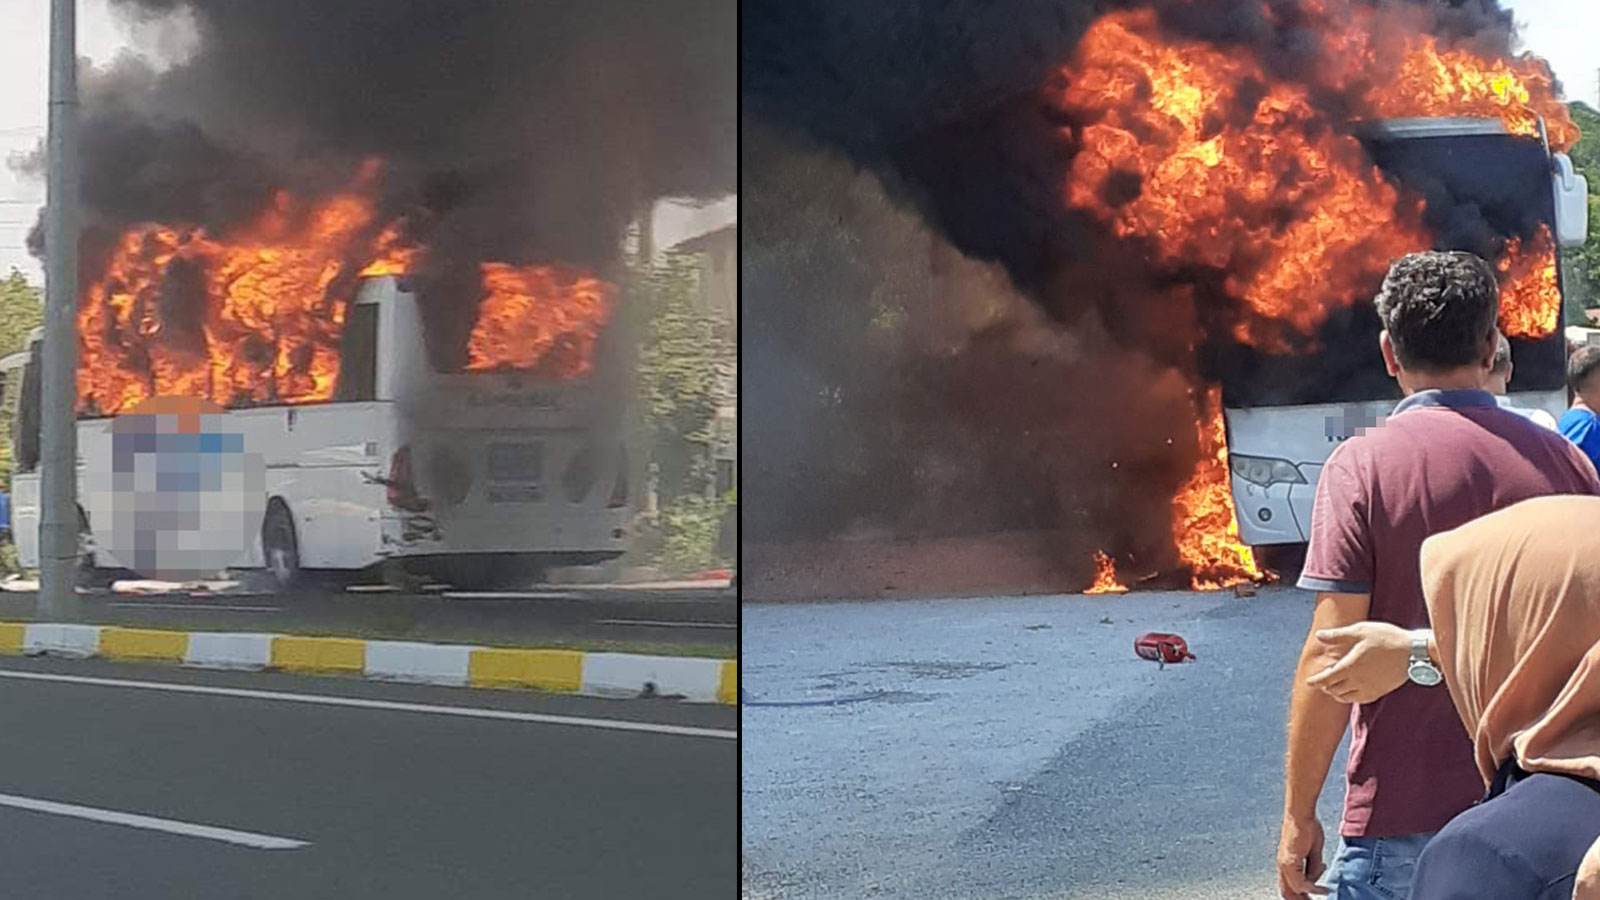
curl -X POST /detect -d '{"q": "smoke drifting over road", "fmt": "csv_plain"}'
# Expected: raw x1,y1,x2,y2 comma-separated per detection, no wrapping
744,118,1198,581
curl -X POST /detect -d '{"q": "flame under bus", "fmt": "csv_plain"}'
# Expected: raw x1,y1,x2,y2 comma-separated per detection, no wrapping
1223,118,1588,552
10,276,631,588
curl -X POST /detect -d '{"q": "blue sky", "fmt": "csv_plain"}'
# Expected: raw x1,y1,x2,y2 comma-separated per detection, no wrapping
0,0,1593,280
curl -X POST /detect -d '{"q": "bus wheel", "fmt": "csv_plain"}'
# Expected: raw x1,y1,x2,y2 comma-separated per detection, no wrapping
262,502,304,591
77,509,116,590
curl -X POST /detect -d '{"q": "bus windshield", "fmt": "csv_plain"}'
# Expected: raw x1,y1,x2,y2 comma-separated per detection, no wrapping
1214,132,1566,409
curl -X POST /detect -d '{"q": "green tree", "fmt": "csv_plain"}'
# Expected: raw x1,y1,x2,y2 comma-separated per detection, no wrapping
1564,103,1600,316
0,269,43,486
0,270,42,357
631,251,732,573
639,251,723,500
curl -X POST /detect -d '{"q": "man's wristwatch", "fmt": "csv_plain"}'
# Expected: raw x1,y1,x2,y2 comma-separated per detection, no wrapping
1407,629,1442,687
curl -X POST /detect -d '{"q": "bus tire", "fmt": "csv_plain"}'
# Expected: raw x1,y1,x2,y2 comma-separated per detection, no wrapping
262,501,304,591
77,507,116,591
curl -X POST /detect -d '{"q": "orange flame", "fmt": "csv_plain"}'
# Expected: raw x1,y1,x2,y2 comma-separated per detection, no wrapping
79,185,373,414
1497,225,1560,339
359,223,419,278
465,264,614,376
1374,42,1576,150
1084,550,1130,594
1300,0,1579,150
79,166,615,415
1052,6,1575,587
1051,10,1432,349
1172,388,1263,591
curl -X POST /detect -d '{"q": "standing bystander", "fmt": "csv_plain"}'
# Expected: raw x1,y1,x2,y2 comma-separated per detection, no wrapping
1488,334,1557,429
1559,345,1600,471
1276,252,1600,900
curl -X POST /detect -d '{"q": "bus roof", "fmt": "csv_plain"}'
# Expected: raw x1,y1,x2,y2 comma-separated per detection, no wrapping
1356,118,1515,140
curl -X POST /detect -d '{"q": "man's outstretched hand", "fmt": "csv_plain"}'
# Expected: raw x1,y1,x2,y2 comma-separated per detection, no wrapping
1305,621,1412,704
1277,814,1329,900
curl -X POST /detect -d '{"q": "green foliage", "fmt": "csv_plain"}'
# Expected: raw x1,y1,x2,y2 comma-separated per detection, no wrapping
657,493,734,574
627,251,734,573
0,269,42,488
626,490,736,575
0,270,42,357
1564,104,1600,312
635,251,729,516
0,270,41,575
639,252,722,448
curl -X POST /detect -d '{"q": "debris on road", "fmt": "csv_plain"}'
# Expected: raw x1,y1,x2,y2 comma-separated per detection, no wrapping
1134,632,1196,669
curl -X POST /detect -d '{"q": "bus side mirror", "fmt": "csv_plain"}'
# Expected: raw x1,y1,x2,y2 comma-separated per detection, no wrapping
1553,153,1588,248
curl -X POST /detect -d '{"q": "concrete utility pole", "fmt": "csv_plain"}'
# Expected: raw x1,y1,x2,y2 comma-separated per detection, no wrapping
39,0,80,617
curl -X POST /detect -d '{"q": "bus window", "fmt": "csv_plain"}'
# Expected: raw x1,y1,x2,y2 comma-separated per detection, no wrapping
336,302,379,402
14,343,40,473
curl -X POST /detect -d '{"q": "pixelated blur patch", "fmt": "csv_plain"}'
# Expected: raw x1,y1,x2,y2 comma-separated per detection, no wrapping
83,395,267,581
1323,408,1387,441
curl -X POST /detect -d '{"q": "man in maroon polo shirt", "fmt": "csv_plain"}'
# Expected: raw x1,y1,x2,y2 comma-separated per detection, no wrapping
1276,251,1600,900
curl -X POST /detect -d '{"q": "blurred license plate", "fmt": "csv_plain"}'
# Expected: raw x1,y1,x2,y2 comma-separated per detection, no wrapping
487,443,543,482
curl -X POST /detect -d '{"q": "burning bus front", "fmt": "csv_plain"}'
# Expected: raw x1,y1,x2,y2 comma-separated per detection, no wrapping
1223,118,1587,551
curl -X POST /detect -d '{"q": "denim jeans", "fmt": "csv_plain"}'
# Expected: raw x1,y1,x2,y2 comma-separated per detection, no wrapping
1317,832,1436,900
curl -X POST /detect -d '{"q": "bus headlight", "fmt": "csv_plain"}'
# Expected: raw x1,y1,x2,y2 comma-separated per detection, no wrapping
1229,454,1306,488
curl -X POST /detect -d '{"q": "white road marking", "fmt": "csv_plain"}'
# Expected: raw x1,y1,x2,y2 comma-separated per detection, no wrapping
441,590,554,599
111,602,281,612
597,619,738,630
0,791,309,850
0,669,736,740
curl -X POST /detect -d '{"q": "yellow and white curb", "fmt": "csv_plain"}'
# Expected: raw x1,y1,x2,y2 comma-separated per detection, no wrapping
0,622,737,705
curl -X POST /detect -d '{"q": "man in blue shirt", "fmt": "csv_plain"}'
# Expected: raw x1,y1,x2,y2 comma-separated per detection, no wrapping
1559,346,1600,471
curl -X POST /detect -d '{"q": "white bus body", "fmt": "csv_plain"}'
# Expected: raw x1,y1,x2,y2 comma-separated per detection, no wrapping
11,276,631,588
1227,119,1588,549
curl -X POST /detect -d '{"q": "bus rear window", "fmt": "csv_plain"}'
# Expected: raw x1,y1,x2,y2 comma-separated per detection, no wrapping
412,271,611,379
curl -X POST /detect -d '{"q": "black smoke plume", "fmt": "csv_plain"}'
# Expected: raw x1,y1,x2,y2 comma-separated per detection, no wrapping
742,0,1557,576
26,0,734,274
745,0,1523,306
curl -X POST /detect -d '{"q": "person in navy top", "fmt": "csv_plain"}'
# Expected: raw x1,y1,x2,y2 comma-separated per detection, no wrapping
1405,496,1600,900
1558,346,1600,472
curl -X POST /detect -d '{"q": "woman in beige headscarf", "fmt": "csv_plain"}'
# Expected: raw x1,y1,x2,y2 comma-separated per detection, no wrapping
1408,494,1600,900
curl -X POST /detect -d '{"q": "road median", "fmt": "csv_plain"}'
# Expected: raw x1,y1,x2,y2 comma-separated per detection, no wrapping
0,621,737,705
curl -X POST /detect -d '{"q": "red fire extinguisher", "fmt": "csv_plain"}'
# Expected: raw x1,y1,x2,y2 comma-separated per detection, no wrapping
1135,632,1195,669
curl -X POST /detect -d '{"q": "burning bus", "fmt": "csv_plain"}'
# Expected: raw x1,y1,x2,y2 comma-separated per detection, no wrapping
8,176,635,589
1222,117,1589,555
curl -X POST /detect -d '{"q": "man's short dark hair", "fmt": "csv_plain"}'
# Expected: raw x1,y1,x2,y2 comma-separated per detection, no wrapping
1569,345,1600,393
1491,333,1512,374
1373,251,1500,371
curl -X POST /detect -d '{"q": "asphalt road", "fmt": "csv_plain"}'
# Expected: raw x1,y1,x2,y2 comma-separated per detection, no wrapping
0,584,737,656
741,586,1349,900
0,656,737,898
